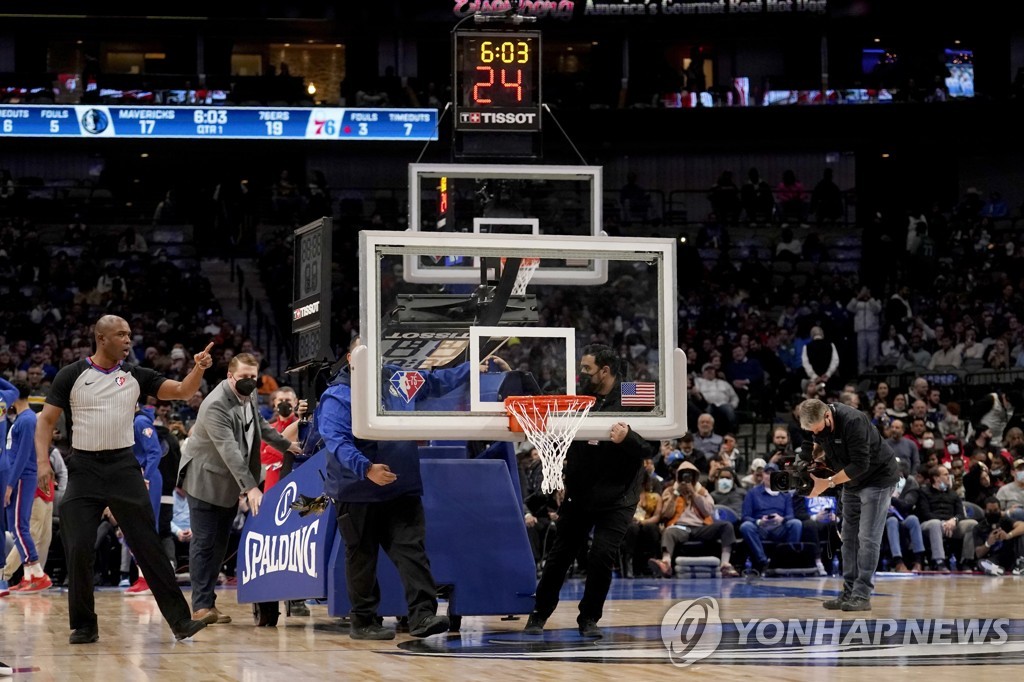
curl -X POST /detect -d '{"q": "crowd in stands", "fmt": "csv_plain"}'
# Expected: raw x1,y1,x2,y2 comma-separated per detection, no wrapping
3,154,1024,586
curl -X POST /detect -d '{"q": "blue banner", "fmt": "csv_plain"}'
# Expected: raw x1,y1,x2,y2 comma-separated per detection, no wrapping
0,104,437,141
237,452,337,603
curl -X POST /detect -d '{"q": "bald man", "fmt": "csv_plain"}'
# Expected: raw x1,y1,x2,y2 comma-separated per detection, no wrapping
35,315,214,644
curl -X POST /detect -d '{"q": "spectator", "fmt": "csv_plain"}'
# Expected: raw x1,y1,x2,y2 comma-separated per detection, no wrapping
649,461,739,578
847,286,882,374
692,362,739,436
710,467,746,515
739,469,802,574
801,326,840,392
810,167,844,225
775,169,809,225
619,172,651,225
918,465,978,571
692,413,724,457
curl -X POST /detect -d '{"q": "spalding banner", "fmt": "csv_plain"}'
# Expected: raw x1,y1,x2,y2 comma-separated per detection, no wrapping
236,451,337,603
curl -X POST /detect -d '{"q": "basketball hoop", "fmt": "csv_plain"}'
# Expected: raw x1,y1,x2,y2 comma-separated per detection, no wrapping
505,395,596,493
500,257,540,296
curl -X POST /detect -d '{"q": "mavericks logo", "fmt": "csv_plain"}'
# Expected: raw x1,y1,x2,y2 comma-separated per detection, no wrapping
81,108,109,134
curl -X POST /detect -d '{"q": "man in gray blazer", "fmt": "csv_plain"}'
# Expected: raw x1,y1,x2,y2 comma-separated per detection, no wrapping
178,353,297,625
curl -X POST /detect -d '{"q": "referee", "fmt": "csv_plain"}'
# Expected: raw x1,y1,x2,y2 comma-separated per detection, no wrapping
34,315,213,644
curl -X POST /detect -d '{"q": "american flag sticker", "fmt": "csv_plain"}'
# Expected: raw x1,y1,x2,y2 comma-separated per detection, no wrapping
621,381,656,406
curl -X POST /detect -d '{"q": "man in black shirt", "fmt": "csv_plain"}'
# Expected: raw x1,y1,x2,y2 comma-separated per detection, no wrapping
523,344,650,639
918,465,978,571
801,399,898,611
974,496,1024,575
33,315,214,644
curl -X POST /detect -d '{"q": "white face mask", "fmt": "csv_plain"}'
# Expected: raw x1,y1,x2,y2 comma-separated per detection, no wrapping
922,438,935,449
717,478,734,494
895,477,906,494
1017,470,1024,483
947,443,960,455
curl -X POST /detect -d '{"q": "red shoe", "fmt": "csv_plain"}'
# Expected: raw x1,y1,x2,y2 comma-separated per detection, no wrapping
124,577,152,596
11,574,53,594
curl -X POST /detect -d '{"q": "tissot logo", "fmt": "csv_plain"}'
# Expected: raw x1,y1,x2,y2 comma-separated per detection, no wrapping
459,111,538,127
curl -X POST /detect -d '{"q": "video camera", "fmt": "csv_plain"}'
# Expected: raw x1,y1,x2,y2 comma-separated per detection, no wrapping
768,452,835,496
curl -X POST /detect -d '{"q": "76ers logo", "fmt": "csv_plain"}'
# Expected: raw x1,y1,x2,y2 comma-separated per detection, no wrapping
389,371,425,404
116,376,127,387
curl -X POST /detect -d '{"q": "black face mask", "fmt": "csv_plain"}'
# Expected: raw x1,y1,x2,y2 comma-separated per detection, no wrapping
986,512,1002,524
578,371,597,395
277,402,293,418
235,377,258,397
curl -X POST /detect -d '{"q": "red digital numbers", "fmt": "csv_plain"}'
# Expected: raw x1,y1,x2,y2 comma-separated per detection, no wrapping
472,66,524,105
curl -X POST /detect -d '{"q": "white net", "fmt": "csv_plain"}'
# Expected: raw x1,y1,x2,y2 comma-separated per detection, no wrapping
506,396,596,494
501,257,541,297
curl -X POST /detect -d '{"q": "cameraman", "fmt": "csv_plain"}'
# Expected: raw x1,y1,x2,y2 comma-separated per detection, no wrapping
801,398,898,612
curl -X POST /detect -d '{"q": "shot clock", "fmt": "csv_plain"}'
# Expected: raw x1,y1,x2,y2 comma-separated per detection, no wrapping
291,217,333,369
454,30,541,132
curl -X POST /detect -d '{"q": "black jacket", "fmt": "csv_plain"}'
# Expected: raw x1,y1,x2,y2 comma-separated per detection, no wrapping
803,402,899,490
562,383,651,510
918,485,966,523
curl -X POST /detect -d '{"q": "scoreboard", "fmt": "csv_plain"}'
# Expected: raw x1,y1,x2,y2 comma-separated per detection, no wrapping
291,217,334,370
454,30,542,132
0,104,437,141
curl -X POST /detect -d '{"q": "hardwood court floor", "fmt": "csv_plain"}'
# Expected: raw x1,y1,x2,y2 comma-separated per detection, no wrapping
2,574,1023,681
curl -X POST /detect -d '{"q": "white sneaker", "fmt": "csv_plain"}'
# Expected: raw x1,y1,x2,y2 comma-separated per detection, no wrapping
815,560,828,577
1013,559,1024,576
979,559,1005,577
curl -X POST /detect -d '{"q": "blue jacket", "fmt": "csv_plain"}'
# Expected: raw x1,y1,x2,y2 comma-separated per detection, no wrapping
133,406,163,480
4,408,37,482
742,485,795,525
0,377,18,463
319,364,469,504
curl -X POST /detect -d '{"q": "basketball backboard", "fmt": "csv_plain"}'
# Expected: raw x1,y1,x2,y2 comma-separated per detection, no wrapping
353,230,687,442
405,163,606,285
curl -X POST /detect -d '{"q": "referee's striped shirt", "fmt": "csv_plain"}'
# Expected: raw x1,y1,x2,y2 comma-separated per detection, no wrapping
46,358,166,452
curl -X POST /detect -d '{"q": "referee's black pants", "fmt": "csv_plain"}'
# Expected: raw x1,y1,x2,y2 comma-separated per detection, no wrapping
337,495,439,629
60,448,191,631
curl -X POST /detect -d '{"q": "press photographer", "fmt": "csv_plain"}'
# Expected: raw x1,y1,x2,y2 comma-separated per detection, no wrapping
800,398,899,612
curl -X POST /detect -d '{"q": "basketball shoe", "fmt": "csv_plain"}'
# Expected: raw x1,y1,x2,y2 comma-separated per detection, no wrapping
125,577,152,596
11,574,52,594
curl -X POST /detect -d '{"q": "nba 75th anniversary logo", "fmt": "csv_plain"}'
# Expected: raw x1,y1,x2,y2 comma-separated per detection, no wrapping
661,597,1013,667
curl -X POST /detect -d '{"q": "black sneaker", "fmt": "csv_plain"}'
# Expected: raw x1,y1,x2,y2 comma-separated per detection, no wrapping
930,560,951,574
409,615,450,638
172,619,207,641
523,612,547,635
350,623,396,640
823,592,850,610
841,597,872,612
578,619,603,638
69,626,99,645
